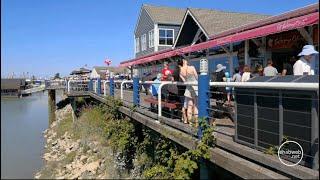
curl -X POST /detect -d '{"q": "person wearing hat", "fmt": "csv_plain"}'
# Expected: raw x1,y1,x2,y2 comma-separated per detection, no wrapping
293,45,319,75
212,64,226,82
210,64,227,105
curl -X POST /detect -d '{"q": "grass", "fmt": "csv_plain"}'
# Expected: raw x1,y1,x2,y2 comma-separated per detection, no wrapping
64,151,77,164
56,113,73,138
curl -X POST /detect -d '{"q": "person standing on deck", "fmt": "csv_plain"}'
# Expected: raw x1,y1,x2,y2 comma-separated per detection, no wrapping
224,72,232,106
161,61,173,81
282,56,296,76
179,59,198,127
174,60,187,123
231,67,241,82
293,45,319,75
263,60,278,76
241,65,252,82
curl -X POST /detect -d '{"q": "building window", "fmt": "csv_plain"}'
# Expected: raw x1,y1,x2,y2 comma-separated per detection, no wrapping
159,29,174,45
135,37,140,53
141,34,147,51
148,30,154,48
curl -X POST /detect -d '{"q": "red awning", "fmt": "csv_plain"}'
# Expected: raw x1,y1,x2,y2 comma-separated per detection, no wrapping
120,12,319,67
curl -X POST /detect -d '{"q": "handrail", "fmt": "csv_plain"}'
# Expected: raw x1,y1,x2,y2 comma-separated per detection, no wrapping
120,80,133,100
209,82,319,91
158,81,198,117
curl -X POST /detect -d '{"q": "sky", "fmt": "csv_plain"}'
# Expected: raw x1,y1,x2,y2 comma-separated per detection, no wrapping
1,0,318,78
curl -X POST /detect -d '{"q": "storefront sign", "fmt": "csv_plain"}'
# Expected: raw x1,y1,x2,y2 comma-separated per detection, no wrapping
267,30,304,50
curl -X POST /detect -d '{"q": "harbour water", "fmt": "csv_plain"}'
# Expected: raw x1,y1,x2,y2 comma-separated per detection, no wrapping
1,91,63,179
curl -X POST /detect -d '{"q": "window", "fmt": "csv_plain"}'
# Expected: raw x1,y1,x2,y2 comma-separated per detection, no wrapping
141,34,147,51
159,29,174,45
135,37,140,53
148,30,154,48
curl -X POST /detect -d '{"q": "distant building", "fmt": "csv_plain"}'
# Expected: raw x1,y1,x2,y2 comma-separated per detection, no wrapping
1,78,27,97
70,67,92,80
90,66,129,80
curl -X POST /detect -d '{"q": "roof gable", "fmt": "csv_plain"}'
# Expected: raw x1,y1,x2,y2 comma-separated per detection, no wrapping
189,8,270,37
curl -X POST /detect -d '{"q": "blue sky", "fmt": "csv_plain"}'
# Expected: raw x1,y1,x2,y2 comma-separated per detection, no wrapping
1,0,318,78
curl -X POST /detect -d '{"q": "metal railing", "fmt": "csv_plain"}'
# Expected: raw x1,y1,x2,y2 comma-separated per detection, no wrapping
45,78,319,169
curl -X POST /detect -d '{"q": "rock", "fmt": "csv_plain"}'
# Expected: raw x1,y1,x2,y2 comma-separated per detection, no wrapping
51,140,58,146
66,164,72,171
80,155,88,162
86,161,100,173
34,172,41,179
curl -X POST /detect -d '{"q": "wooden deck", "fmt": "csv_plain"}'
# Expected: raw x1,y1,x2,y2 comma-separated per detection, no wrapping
66,90,319,179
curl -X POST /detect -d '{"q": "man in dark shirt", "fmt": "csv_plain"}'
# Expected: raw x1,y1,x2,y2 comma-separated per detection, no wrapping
282,56,296,76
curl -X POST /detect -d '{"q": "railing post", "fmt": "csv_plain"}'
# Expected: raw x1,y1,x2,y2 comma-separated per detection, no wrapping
97,78,101,94
198,58,210,139
133,77,140,106
104,81,108,96
198,58,210,180
110,78,114,96
198,74,209,139
120,80,127,100
88,79,93,91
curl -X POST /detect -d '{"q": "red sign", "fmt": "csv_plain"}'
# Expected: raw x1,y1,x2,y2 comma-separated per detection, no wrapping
267,30,304,50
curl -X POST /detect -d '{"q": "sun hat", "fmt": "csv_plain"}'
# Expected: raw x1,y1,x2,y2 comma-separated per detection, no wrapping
298,45,319,56
216,64,226,72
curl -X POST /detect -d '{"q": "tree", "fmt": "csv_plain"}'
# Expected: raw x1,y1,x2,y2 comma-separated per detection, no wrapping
54,73,61,79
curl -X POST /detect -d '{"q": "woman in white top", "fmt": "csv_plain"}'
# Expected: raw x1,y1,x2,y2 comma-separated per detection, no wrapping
293,45,318,75
241,65,252,82
179,59,198,127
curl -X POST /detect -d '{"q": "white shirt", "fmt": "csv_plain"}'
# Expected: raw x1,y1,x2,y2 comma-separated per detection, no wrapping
293,58,314,75
241,72,251,82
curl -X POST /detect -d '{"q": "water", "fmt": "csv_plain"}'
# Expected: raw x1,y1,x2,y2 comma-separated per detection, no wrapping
1,90,63,179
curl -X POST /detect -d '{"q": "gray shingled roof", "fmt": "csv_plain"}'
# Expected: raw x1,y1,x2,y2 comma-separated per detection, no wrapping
188,8,270,37
143,4,186,25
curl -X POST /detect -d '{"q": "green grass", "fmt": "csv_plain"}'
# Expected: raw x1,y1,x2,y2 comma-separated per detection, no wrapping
56,113,73,138
64,151,77,164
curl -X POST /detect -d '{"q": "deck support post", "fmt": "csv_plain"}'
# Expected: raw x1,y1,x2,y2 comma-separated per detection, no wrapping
48,89,56,125
97,78,101,95
110,78,114,96
71,97,77,122
133,77,140,106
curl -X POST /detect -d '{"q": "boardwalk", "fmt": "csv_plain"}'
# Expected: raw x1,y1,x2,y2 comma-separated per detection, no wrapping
45,79,319,179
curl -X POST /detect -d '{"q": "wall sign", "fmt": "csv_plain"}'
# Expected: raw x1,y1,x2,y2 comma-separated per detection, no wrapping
267,30,304,50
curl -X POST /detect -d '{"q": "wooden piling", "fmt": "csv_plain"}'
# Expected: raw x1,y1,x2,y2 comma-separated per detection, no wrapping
48,89,56,124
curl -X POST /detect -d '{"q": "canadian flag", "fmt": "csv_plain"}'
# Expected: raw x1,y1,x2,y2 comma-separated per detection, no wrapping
104,59,112,66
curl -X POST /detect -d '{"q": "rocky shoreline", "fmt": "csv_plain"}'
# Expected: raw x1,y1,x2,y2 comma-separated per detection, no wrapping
34,104,121,179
